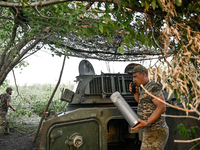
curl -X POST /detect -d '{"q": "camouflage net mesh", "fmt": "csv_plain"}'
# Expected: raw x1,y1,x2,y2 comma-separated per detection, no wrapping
48,33,173,61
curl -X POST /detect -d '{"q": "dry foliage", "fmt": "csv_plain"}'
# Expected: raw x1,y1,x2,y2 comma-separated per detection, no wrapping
160,0,177,17
148,1,200,114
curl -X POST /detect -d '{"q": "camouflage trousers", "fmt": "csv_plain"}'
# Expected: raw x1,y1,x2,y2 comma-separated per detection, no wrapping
140,127,169,150
0,111,9,132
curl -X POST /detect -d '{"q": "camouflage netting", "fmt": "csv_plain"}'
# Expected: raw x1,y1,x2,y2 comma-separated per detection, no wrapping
48,33,173,61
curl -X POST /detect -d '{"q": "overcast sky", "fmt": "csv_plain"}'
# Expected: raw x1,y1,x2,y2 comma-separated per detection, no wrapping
6,50,147,86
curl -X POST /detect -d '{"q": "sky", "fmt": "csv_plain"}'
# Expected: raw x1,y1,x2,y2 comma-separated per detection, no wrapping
5,50,149,86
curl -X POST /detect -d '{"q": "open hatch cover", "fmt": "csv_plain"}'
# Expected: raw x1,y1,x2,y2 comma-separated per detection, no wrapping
79,60,95,76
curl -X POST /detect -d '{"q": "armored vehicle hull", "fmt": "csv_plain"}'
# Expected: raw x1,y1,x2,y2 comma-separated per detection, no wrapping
39,60,200,150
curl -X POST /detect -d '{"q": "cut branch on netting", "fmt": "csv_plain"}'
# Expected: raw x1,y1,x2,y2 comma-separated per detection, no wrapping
162,114,200,120
174,137,200,143
140,84,200,115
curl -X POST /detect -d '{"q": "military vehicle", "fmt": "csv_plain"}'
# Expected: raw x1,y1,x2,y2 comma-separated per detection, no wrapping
39,60,200,150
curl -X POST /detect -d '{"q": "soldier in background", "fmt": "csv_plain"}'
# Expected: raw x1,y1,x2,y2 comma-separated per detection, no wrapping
0,87,16,135
130,65,169,150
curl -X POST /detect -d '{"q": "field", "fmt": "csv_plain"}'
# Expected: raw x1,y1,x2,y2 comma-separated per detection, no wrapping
0,82,74,150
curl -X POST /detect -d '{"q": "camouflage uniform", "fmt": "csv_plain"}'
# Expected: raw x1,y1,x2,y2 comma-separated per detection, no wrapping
0,93,11,133
138,81,169,150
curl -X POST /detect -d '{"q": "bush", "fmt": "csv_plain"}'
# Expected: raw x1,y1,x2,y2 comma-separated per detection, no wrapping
0,82,74,130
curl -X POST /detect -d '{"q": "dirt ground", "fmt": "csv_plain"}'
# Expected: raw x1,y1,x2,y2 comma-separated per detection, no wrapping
0,126,41,150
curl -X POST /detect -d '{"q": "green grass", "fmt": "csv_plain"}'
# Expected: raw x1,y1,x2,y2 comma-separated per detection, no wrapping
0,81,75,132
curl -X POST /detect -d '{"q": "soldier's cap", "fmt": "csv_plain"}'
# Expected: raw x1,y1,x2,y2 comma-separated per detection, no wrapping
132,65,148,75
6,87,13,92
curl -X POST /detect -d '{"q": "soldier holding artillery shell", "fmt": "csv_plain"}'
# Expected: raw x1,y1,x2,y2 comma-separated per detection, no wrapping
130,65,169,150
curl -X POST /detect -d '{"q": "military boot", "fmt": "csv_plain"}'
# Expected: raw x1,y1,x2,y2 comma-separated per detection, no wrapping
4,128,12,135
0,126,4,134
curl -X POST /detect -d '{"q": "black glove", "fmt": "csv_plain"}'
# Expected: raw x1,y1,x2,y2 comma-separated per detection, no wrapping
131,82,137,94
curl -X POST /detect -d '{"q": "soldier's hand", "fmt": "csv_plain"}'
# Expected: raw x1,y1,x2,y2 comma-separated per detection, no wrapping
129,82,139,94
135,86,139,93
129,82,133,92
131,120,148,130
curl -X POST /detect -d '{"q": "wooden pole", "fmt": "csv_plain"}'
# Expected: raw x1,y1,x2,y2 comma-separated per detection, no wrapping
32,55,67,142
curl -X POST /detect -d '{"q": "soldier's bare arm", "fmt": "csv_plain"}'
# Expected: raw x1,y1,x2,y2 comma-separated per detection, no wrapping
148,95,166,124
7,101,16,111
131,95,166,130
